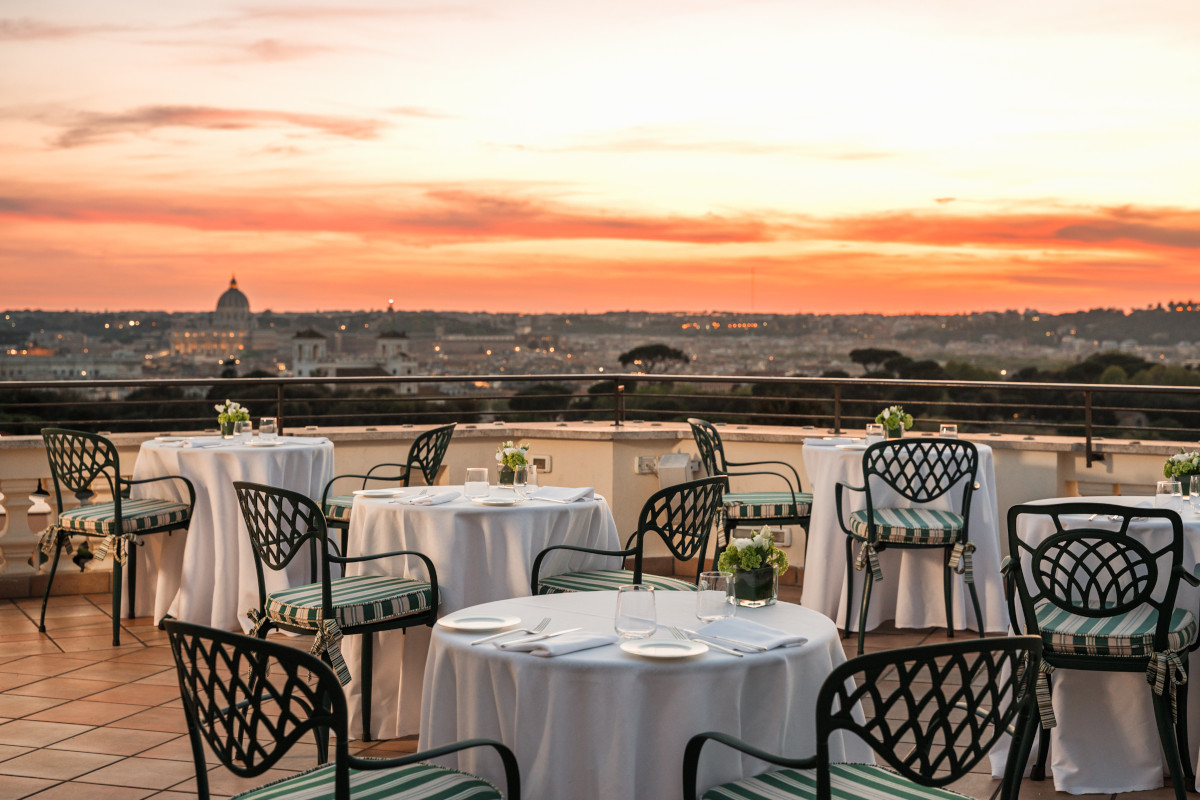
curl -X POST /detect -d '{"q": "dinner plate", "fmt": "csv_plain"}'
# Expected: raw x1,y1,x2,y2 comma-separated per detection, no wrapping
471,496,525,507
352,488,409,497
836,443,868,451
620,639,708,659
154,436,189,442
436,614,522,633
248,440,283,447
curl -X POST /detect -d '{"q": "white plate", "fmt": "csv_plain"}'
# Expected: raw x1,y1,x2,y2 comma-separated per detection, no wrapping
352,488,409,497
471,496,525,507
248,440,283,447
836,444,868,451
154,436,189,442
436,614,522,633
620,639,709,659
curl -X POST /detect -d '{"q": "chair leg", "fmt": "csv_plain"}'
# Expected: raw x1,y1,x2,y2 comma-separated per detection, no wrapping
856,568,874,656
38,532,67,633
361,632,373,742
842,538,855,638
1031,720,1051,781
1177,672,1195,789
942,553,955,639
127,541,138,620
1150,686,1189,800
110,556,123,647
967,578,984,639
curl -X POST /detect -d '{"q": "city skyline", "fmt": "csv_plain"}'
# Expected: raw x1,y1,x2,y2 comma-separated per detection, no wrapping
2,1,1199,315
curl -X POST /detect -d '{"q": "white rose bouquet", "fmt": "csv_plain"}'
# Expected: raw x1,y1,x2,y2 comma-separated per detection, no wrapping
495,441,531,470
718,525,789,575
875,404,914,432
215,400,250,426
1164,450,1200,481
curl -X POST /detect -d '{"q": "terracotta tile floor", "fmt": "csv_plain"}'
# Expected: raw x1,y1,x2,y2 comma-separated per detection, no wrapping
0,591,1183,799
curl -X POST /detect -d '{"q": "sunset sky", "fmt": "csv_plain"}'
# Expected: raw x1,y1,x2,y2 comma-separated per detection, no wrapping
2,1,1198,315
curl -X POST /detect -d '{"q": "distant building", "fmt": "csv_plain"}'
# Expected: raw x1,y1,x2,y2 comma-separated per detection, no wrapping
291,323,419,393
168,277,254,361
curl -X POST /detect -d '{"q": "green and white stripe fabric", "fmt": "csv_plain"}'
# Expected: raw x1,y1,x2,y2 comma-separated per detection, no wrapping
724,491,813,521
232,759,502,800
264,575,433,630
701,763,973,800
1035,602,1196,657
848,507,963,545
58,498,190,536
538,569,697,594
322,495,354,524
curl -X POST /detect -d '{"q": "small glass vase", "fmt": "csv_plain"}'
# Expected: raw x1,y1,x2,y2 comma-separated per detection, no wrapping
498,466,515,486
886,424,905,439
220,419,235,438
733,566,778,607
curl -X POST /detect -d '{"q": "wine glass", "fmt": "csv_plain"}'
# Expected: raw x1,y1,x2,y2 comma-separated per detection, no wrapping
696,571,735,623
614,585,656,639
517,465,539,498
865,423,884,444
1190,476,1200,514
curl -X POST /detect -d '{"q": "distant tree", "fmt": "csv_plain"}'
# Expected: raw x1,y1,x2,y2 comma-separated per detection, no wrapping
1098,365,1128,384
509,383,573,419
849,348,903,372
618,343,688,373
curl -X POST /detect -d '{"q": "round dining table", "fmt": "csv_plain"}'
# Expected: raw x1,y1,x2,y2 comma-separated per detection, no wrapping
129,435,334,632
800,437,1009,634
340,487,621,739
989,495,1200,795
419,590,871,800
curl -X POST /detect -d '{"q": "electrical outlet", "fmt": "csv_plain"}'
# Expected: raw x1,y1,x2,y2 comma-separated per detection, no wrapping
531,455,552,473
636,455,657,474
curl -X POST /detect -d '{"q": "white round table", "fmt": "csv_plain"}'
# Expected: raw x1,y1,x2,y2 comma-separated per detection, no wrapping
800,438,1009,634
129,436,333,631
341,487,621,738
419,590,871,800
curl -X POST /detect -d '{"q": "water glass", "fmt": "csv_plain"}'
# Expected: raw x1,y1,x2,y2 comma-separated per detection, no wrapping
512,465,529,490
517,465,539,498
1156,480,1183,511
464,468,489,498
234,420,252,443
939,424,958,438
697,571,735,623
259,417,277,442
614,585,657,639
865,423,884,444
1190,476,1200,513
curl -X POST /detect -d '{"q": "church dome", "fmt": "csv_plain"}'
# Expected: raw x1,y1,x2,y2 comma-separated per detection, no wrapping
215,276,251,329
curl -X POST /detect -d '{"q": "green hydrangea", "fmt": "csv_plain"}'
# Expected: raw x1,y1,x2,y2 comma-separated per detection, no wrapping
717,525,789,575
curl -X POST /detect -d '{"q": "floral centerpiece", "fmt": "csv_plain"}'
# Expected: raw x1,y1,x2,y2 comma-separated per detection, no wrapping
1164,450,1200,496
495,441,531,485
215,400,249,437
875,405,914,438
717,525,789,607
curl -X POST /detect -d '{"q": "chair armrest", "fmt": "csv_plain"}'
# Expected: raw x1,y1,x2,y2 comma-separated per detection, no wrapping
833,481,865,539
724,469,800,505
121,474,196,511
365,462,414,482
530,543,637,594
725,459,803,493
1175,564,1200,587
349,738,520,798
683,731,816,800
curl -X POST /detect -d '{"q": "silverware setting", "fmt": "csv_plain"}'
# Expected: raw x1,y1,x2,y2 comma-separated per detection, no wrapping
670,625,741,657
471,617,550,646
389,488,430,504
684,628,766,652
497,626,583,648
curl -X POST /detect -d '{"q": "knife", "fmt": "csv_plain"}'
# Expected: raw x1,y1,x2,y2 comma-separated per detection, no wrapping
496,627,583,648
682,628,767,652
679,629,743,657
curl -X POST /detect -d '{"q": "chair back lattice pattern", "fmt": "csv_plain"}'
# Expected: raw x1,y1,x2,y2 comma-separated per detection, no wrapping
165,620,345,784
1007,503,1184,624
42,428,120,509
635,476,727,562
234,481,328,573
863,439,978,505
407,423,456,485
817,636,1041,790
687,418,729,477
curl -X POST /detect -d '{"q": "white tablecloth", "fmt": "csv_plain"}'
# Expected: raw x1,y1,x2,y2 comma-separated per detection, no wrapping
341,488,621,738
990,495,1200,794
129,437,334,631
800,439,1009,633
419,590,870,800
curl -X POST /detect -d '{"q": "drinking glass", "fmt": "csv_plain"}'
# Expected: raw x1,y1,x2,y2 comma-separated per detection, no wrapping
234,420,252,443
512,465,528,491
464,468,489,498
517,465,539,498
614,585,657,639
939,424,958,438
259,417,277,442
865,423,884,444
1156,480,1182,511
697,571,735,623
1191,476,1200,514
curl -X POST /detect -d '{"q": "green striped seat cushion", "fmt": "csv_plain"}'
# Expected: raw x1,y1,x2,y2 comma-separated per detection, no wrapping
848,507,963,545
701,763,972,800
322,495,354,524
233,759,501,800
58,498,190,536
264,575,433,630
725,491,813,521
1035,602,1197,657
538,569,697,594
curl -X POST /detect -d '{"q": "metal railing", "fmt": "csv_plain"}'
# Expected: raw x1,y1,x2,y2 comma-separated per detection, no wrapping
3,372,1199,465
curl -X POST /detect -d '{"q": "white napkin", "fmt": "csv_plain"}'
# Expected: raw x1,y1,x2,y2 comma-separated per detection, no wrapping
499,631,618,657
693,618,807,652
185,438,228,448
392,490,461,506
805,437,854,447
528,486,595,503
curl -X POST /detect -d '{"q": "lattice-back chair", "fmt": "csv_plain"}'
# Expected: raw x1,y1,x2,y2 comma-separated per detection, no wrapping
40,428,194,646
165,620,520,800
685,635,1042,800
530,476,727,594
835,438,981,654
234,481,439,741
320,423,455,555
1005,502,1199,798
688,418,813,566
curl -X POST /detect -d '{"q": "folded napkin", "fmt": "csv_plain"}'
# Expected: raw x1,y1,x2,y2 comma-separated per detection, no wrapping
805,437,855,447
392,490,461,506
693,618,807,652
185,439,228,448
498,631,618,657
528,486,595,503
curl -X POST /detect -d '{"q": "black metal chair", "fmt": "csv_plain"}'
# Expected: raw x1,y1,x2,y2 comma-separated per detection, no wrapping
320,423,455,556
530,476,726,594
684,635,1042,800
39,428,195,646
164,619,520,800
688,418,812,567
835,438,982,654
234,481,439,742
1005,502,1199,799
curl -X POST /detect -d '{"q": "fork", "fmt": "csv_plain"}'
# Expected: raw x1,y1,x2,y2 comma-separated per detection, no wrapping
670,625,742,657
471,617,549,646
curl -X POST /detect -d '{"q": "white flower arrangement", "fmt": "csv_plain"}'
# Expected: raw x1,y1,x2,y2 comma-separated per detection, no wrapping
215,400,250,425
717,525,789,575
875,404,914,432
495,441,530,470
1164,450,1200,480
